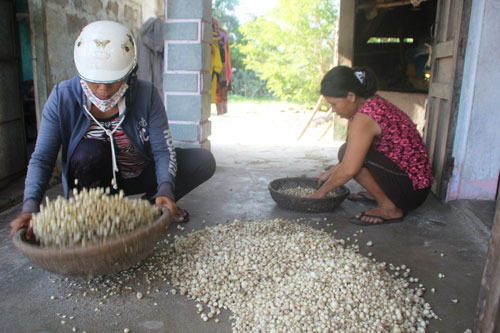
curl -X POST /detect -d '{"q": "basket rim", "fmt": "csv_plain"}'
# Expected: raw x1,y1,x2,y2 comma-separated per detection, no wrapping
13,207,171,258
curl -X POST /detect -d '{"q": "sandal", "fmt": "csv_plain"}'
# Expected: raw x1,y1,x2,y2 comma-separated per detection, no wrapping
350,211,406,226
174,207,190,223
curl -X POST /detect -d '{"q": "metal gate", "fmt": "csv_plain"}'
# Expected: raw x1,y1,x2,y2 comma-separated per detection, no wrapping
0,0,26,186
425,0,472,200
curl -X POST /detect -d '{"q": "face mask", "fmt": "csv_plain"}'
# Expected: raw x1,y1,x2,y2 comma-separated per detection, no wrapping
80,79,128,113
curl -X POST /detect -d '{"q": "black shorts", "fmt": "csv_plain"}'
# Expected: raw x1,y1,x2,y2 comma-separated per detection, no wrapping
69,138,216,201
338,143,430,212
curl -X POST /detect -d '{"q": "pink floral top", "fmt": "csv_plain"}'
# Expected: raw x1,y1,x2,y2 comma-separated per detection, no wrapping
356,96,433,190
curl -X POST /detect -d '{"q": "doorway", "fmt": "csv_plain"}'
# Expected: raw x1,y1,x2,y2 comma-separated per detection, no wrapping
0,0,29,188
16,0,36,160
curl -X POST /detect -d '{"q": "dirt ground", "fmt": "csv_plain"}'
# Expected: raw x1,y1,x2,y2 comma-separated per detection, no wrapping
211,101,340,147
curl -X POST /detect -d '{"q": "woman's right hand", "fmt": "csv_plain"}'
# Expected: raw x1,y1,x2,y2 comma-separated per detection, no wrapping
9,212,33,239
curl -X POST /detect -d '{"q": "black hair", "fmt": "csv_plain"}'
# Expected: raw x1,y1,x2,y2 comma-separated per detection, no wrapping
320,65,378,98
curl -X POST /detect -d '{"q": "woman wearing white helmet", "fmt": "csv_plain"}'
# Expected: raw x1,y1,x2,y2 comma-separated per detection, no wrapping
10,21,216,237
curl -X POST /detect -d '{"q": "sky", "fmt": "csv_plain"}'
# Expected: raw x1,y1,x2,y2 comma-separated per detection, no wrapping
235,0,278,23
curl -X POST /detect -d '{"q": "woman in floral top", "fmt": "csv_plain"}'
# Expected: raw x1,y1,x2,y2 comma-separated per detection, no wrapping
307,66,433,225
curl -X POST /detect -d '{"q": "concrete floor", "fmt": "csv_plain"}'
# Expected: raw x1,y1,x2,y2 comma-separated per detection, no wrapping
0,104,496,332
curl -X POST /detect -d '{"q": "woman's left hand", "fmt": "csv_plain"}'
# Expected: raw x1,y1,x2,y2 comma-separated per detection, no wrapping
155,196,177,219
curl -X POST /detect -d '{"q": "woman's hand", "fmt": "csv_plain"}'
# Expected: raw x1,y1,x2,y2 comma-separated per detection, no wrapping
155,196,177,217
309,165,339,198
9,212,33,239
315,164,338,185
315,171,331,185
306,191,326,199
155,196,177,231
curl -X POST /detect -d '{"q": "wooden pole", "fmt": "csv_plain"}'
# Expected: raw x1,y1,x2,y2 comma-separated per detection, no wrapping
475,194,500,332
318,109,334,141
318,122,333,141
297,95,324,141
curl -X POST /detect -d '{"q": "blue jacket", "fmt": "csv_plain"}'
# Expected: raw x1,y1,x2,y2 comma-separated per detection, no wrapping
23,75,176,213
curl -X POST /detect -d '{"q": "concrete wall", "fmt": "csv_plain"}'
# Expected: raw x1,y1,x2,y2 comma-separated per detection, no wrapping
143,0,165,21
164,0,212,149
448,0,500,200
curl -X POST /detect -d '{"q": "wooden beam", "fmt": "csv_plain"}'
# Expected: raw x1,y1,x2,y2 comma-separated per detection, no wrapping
338,0,355,66
428,82,451,100
318,119,334,141
434,40,455,59
297,96,324,141
358,0,430,10
475,195,500,331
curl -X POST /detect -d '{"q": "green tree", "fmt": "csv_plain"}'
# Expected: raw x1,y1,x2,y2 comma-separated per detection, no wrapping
239,0,339,103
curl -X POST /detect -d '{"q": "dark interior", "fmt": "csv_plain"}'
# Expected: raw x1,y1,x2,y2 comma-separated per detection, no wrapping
353,0,437,92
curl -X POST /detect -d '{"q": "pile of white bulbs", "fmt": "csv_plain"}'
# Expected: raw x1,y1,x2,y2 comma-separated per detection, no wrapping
165,219,437,332
32,187,159,248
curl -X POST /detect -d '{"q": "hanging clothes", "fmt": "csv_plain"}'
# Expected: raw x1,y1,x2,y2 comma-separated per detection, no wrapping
218,29,231,85
212,18,232,115
136,17,165,101
210,35,223,104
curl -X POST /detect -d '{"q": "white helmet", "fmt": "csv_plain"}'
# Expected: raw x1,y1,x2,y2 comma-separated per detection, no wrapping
74,21,137,83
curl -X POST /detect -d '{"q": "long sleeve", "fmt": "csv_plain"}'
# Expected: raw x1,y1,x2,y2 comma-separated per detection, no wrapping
146,84,177,200
22,85,63,212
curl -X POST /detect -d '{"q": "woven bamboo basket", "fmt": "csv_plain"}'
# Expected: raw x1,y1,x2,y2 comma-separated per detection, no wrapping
13,208,172,277
269,177,350,212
